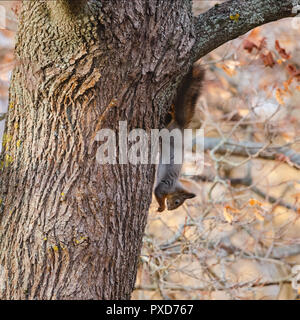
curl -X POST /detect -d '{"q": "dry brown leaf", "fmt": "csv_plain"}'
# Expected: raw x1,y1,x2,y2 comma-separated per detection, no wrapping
254,209,264,221
223,205,240,224
249,199,263,206
220,64,237,77
275,40,291,60
258,37,267,50
260,52,275,68
275,88,285,105
243,40,258,53
248,27,261,39
287,64,300,80
283,78,293,93
223,207,233,224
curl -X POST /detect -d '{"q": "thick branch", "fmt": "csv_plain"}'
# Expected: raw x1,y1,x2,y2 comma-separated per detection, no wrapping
192,0,300,61
135,277,293,292
203,137,300,169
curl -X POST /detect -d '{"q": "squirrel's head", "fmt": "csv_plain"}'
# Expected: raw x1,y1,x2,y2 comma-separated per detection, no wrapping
166,191,196,211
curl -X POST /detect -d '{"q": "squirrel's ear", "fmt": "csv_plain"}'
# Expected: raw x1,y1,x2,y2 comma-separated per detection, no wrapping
185,192,196,199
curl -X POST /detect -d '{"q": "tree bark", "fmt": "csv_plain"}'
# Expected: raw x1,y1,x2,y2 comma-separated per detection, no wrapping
0,0,299,300
0,0,195,299
192,0,300,61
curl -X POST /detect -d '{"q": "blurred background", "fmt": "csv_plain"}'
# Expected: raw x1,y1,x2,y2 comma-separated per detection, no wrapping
1,1,300,300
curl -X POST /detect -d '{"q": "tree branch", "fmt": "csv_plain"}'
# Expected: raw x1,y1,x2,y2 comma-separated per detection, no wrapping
192,0,300,61
202,137,300,170
134,277,293,292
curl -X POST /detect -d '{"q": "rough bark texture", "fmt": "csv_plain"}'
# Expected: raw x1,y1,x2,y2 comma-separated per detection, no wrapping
0,0,195,299
0,0,299,300
192,0,300,61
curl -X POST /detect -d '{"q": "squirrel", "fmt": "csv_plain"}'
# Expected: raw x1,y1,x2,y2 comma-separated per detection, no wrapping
154,63,205,212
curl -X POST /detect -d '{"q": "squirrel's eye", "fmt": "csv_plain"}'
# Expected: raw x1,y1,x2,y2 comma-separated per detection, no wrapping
175,199,180,205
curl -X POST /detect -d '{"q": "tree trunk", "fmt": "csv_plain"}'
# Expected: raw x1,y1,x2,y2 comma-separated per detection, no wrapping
0,0,195,299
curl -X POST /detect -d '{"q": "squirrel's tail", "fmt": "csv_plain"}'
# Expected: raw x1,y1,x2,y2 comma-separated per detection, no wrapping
174,63,205,128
